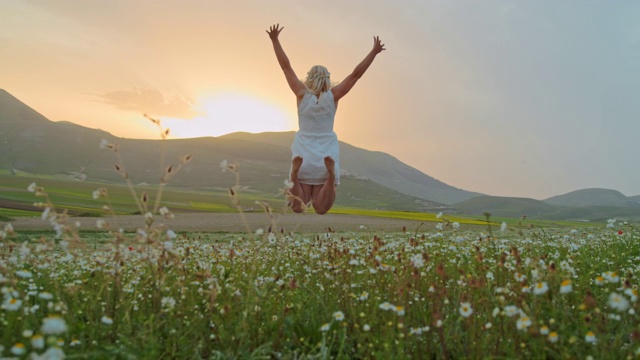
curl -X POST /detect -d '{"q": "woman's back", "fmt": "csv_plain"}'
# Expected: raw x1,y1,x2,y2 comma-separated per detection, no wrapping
297,91,336,134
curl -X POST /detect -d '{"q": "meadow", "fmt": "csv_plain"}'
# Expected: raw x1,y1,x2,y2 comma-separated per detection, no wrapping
2,130,639,359
1,198,639,358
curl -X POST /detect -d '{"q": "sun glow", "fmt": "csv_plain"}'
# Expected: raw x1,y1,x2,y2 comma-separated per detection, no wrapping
161,93,296,138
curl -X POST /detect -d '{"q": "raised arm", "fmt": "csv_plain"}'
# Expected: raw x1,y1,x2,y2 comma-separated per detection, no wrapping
331,36,385,102
267,24,306,97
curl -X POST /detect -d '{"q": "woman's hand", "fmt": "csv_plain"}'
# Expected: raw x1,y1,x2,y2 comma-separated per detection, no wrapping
372,36,385,54
267,24,284,40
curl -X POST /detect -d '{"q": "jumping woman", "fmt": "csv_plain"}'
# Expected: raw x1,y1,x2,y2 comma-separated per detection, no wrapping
266,24,385,214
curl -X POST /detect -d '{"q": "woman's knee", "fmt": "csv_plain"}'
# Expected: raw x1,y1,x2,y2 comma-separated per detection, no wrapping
289,201,306,213
312,202,332,215
314,207,328,215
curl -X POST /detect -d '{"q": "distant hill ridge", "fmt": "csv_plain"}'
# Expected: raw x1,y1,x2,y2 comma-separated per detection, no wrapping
454,193,640,221
544,188,640,208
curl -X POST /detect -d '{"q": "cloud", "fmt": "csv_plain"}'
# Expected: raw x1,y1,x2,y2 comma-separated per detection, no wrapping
98,87,198,118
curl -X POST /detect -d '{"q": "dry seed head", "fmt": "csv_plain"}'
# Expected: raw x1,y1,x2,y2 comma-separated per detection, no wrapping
92,188,108,200
114,164,127,178
28,182,45,195
159,207,174,219
255,201,273,216
141,192,148,204
144,113,160,125
100,139,117,152
165,164,173,175
4,223,15,236
99,139,118,151
222,161,239,173
181,154,193,164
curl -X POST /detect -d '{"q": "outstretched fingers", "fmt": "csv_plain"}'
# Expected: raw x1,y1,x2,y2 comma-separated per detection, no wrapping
266,24,284,39
372,35,386,53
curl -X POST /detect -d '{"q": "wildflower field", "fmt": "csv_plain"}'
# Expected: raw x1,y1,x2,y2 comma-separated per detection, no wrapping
2,131,639,359
1,210,639,359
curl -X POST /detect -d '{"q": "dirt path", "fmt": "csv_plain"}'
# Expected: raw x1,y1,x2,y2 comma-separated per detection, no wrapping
9,212,430,234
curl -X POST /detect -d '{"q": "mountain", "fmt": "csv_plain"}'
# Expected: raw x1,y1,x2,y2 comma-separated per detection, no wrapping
544,188,640,208
454,195,560,218
0,89,476,211
0,89,51,124
221,132,481,204
455,194,640,221
630,195,640,203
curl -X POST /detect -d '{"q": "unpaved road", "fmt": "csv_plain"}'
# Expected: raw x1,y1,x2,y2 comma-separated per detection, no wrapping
9,212,430,234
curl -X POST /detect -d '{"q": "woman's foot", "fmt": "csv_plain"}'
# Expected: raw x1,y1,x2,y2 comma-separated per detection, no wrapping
324,156,335,179
291,156,303,182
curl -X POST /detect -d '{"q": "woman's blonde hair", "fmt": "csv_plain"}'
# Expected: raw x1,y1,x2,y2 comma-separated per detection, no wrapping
304,65,332,94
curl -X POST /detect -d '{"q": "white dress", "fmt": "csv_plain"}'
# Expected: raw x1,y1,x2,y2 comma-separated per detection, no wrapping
291,90,340,185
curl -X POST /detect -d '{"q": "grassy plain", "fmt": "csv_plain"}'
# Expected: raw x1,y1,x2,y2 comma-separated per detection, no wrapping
0,214,637,358
1,164,636,358
1,173,592,233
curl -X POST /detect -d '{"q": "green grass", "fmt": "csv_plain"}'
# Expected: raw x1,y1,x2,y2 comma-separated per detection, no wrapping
2,172,598,231
0,221,638,358
461,214,597,228
0,173,246,215
330,207,594,229
0,171,448,219
0,154,633,358
0,214,14,222
332,207,487,225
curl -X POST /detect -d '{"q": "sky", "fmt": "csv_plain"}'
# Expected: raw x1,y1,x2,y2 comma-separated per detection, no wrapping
2,0,639,200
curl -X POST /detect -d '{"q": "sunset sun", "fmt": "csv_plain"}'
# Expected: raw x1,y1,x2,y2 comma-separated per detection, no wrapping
162,93,295,138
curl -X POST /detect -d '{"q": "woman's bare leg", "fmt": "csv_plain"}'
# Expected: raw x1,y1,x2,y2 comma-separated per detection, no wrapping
288,156,311,213
311,156,336,215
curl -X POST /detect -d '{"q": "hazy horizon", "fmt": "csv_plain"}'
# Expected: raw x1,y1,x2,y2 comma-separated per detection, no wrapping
2,0,639,199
